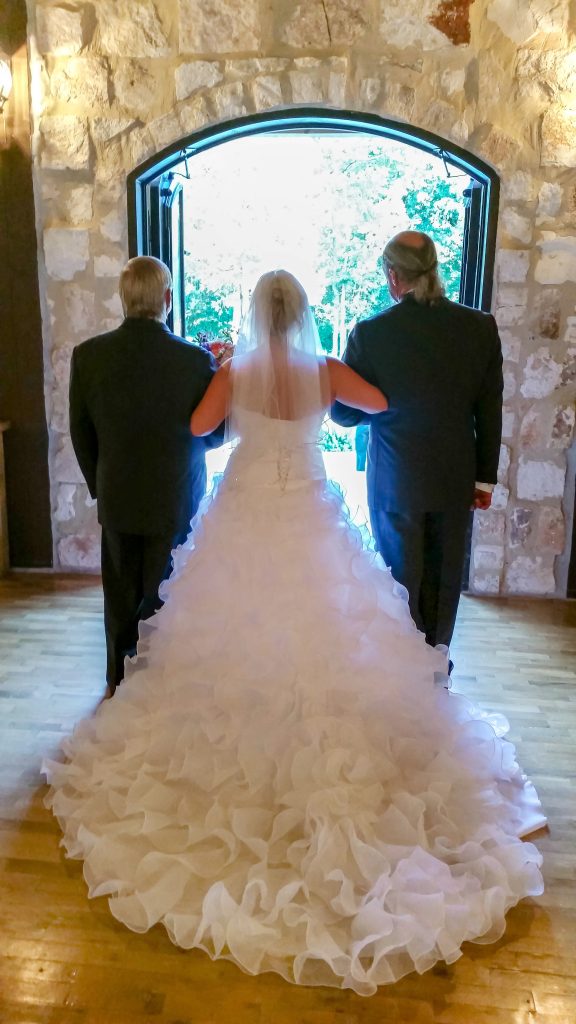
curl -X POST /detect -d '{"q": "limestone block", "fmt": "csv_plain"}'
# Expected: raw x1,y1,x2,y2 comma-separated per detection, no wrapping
148,113,182,150
102,294,124,319
536,505,566,554
289,70,325,105
516,456,566,500
504,555,556,595
50,388,69,434
41,182,94,226
252,76,284,111
378,2,448,50
503,368,517,401
175,61,222,101
210,82,248,121
470,573,501,594
114,60,161,116
379,82,414,122
501,170,537,202
450,118,469,145
54,434,85,484
40,116,90,171
179,96,210,135
96,0,170,58
94,253,125,278
476,126,520,169
491,483,509,510
498,444,511,484
226,59,290,78
520,402,574,451
360,78,382,107
501,208,532,244
551,405,575,448
519,406,541,449
440,68,465,96
50,57,110,108
36,6,85,56
100,211,124,244
179,0,260,53
487,0,568,44
281,0,370,48
473,545,504,570
51,344,73,391
521,346,563,398
499,330,521,363
424,100,461,138
497,249,530,284
537,181,563,222
44,228,90,281
475,510,505,544
502,408,516,440
516,49,576,97
535,235,576,285
532,287,561,340
495,286,528,329
328,70,347,107
91,118,135,181
124,125,156,171
509,506,534,548
58,533,100,571
541,107,576,167
91,118,135,144
55,484,77,523
60,284,97,338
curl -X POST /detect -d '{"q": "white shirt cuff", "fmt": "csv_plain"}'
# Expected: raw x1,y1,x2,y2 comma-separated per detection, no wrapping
475,482,495,492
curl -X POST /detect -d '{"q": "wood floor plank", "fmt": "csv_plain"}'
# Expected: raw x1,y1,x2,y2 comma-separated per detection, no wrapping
0,574,575,1023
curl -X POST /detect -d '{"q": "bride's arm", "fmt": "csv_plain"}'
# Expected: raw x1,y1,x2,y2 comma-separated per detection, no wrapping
191,361,232,436
326,356,388,413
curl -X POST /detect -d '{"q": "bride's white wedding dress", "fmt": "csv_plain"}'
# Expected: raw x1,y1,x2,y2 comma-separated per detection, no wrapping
44,407,545,996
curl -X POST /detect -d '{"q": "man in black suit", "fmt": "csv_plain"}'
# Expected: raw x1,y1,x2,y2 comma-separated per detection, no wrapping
332,231,503,665
69,256,223,695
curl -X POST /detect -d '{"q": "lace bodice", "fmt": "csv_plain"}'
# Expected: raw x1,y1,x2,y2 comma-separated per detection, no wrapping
223,408,326,491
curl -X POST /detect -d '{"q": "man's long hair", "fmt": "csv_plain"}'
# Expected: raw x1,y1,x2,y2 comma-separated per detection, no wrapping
382,234,445,305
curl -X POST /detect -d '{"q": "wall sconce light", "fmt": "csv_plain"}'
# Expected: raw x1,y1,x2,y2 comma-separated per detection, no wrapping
0,59,13,114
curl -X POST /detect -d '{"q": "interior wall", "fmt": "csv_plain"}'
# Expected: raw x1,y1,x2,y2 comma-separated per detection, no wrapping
0,0,52,567
21,0,576,594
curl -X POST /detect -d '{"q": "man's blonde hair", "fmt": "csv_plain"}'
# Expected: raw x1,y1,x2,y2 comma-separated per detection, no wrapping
382,232,445,305
119,256,172,319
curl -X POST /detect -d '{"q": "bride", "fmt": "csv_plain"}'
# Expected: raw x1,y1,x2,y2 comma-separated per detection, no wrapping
44,270,544,996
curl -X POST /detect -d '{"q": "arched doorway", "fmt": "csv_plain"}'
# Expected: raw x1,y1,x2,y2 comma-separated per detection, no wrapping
127,107,499,543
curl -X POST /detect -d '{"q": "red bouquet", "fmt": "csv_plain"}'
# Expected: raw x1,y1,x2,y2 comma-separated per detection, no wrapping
195,331,235,366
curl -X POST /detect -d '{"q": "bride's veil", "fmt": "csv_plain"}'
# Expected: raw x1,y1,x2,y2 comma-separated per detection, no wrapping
228,270,329,445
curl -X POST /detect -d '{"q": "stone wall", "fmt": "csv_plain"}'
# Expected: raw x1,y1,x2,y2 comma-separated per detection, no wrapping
28,0,576,593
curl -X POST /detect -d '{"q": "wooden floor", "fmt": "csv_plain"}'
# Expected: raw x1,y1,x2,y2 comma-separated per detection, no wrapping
0,572,575,1024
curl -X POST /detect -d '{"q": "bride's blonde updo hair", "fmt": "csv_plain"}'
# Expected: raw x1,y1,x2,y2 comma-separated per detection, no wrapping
257,270,305,335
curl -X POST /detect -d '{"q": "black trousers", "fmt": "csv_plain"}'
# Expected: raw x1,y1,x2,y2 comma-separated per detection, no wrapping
101,526,188,692
369,507,471,649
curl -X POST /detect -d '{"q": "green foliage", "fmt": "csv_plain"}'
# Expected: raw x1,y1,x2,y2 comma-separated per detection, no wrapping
319,426,353,451
185,278,234,339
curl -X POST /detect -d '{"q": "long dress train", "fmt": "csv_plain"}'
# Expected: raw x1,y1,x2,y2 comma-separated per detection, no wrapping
44,410,545,997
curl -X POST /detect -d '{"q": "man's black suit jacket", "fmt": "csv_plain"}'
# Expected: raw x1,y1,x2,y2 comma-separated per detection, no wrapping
69,317,222,536
331,295,503,512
